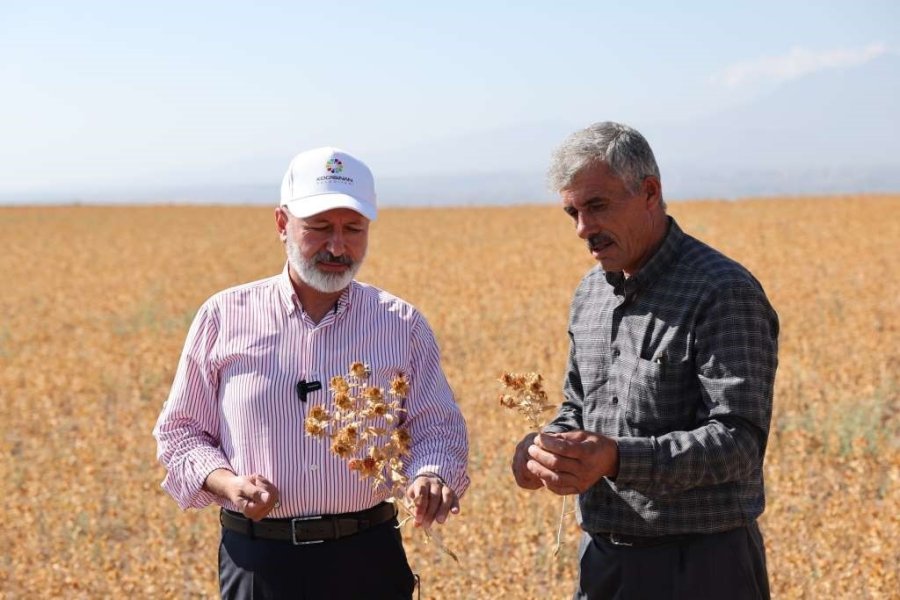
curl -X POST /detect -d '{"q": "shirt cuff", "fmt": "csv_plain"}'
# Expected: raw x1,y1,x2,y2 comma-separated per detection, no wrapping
614,436,655,487
541,424,572,434
162,448,233,511
412,463,470,499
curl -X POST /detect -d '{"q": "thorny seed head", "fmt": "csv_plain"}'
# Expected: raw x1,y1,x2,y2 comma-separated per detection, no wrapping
304,417,326,436
391,428,412,454
362,386,384,402
498,371,556,430
308,405,330,421
339,423,359,441
367,400,389,417
389,375,410,398
350,362,370,379
330,376,350,395
331,438,354,458
333,392,353,410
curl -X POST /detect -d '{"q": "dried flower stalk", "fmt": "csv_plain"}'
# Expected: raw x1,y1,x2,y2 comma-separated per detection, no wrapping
305,362,458,563
498,371,571,556
498,372,556,430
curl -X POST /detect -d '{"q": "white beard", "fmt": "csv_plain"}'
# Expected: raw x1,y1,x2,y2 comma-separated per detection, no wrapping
286,239,363,293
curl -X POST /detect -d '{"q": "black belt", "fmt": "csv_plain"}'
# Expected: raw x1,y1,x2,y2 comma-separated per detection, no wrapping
221,502,397,545
591,530,700,548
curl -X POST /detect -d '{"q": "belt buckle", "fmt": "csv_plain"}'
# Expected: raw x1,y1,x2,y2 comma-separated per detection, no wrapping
291,515,325,546
608,533,633,547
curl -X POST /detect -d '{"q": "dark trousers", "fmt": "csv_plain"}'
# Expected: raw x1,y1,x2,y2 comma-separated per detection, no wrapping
219,518,416,599
575,523,770,600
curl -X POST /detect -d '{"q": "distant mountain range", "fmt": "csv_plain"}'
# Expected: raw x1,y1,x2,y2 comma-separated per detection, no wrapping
3,55,898,206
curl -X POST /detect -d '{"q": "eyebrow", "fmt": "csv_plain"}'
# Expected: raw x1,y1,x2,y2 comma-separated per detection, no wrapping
305,218,366,227
564,197,607,214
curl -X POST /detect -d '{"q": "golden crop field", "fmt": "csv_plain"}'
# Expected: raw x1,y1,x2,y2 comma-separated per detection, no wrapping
1,195,898,599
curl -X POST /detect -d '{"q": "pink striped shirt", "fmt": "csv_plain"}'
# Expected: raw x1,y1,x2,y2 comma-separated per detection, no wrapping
153,265,469,516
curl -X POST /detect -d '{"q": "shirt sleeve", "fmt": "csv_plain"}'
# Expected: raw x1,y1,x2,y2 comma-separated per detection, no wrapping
402,314,470,498
152,301,233,510
616,281,779,495
543,330,585,433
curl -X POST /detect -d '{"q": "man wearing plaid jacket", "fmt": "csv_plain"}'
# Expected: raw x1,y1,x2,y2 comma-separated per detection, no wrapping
512,122,778,600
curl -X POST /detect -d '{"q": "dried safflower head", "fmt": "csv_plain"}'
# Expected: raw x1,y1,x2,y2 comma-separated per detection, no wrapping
308,405,330,421
389,375,410,398
499,371,556,430
498,394,516,408
350,362,370,379
367,400,388,417
330,376,350,394
526,372,544,393
333,392,353,410
357,456,380,478
338,423,359,441
331,438,354,458
362,386,384,402
304,417,326,436
391,428,412,454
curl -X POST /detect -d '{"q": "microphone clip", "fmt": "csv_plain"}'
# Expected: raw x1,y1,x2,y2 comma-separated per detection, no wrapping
296,379,323,402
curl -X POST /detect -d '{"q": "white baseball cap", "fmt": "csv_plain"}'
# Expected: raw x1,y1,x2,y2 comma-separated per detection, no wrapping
280,147,377,221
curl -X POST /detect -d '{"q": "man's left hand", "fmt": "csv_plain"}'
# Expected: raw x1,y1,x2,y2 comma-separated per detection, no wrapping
526,431,619,495
406,474,460,529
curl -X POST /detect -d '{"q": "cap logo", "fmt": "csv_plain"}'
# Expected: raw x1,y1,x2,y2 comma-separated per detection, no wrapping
326,158,344,174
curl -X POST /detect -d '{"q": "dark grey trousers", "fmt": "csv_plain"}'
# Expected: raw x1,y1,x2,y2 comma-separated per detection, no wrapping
574,523,770,599
218,518,416,599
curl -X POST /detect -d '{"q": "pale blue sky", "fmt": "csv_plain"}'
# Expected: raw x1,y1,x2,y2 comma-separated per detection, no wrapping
1,1,897,201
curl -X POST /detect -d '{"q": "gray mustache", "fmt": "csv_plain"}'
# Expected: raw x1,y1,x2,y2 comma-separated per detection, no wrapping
587,234,613,251
315,251,353,265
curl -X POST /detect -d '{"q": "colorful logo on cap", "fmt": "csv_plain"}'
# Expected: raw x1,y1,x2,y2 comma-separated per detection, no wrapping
326,158,344,174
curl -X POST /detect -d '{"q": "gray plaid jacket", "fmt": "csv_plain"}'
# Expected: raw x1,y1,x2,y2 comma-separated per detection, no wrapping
545,217,779,536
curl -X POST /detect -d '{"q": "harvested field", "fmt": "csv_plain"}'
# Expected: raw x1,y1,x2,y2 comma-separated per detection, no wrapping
1,195,897,598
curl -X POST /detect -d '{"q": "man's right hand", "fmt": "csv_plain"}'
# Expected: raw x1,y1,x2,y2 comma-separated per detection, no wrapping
204,469,280,521
511,432,543,490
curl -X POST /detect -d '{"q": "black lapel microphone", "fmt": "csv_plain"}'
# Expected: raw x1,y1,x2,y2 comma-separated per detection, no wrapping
296,379,322,402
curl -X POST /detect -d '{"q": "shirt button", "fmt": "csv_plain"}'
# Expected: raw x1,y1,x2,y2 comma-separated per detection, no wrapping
309,464,319,472
611,396,618,404
612,348,620,358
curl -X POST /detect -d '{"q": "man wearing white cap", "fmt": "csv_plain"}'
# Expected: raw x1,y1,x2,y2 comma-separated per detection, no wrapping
154,148,469,599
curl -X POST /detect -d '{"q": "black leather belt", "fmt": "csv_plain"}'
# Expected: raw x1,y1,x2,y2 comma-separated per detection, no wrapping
220,502,397,545
591,530,699,548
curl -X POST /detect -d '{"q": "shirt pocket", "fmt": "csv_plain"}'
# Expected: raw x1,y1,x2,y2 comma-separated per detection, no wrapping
624,356,695,434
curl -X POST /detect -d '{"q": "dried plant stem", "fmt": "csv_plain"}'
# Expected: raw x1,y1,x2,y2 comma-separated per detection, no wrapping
499,372,573,556
392,496,460,564
553,495,568,556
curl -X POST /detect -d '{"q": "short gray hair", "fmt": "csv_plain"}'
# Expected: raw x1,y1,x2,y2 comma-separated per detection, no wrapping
548,121,663,206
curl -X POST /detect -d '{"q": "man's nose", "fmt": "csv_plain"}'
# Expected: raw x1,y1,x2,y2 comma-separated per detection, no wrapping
326,230,346,255
576,213,594,239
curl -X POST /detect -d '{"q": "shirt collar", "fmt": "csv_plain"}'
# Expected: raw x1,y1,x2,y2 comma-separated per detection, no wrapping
604,216,684,296
277,262,355,318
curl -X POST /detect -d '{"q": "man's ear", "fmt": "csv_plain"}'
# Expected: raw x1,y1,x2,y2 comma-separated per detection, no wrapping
642,176,662,209
275,207,289,242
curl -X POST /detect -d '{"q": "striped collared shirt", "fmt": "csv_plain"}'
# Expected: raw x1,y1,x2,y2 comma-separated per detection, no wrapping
546,217,779,536
153,265,469,516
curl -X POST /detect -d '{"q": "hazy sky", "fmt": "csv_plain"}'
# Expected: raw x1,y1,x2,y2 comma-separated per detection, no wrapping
1,1,897,197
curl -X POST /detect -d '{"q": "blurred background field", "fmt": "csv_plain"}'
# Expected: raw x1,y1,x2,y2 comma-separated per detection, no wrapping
0,195,898,598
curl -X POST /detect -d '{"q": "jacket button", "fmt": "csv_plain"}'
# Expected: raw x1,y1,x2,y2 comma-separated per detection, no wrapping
611,396,618,404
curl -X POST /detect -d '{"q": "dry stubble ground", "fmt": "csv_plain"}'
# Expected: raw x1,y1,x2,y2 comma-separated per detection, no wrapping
0,195,897,598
